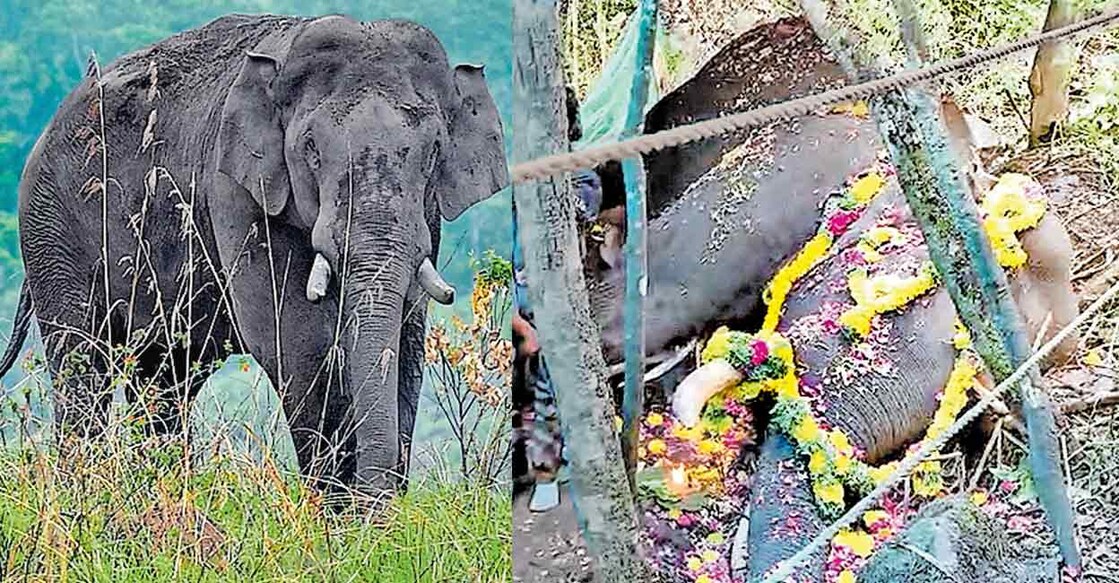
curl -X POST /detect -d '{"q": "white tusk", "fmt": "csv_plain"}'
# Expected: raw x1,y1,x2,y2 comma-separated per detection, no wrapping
671,359,744,427
306,253,331,302
417,257,455,305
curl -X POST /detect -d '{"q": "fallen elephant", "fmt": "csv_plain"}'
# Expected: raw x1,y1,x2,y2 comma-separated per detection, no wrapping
641,161,1077,582
599,16,1081,583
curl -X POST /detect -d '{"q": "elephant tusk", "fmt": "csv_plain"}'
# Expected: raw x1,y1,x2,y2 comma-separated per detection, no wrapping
306,253,331,303
417,257,455,305
672,359,744,428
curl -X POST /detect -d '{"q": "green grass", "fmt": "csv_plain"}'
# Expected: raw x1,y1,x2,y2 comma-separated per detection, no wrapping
0,446,510,582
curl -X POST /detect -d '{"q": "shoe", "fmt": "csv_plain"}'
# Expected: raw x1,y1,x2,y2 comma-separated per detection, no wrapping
529,480,560,512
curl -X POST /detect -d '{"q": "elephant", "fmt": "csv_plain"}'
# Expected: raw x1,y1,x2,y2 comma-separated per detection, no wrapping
588,18,883,363
0,14,507,497
582,16,1080,581
723,165,1076,581
587,18,1076,367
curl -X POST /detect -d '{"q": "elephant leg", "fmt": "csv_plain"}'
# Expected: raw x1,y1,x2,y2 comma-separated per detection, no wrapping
249,298,353,490
124,346,209,439
40,320,114,443
742,431,826,582
217,224,354,490
261,310,355,492
396,288,426,488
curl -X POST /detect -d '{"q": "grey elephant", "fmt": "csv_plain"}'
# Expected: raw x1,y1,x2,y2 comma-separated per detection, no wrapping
590,18,1074,366
588,17,1080,581
0,14,507,496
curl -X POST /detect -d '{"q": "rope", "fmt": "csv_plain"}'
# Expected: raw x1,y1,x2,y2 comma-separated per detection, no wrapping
509,8,1119,185
761,278,1119,582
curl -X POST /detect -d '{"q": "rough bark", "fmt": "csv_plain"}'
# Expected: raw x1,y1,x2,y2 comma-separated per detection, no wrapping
512,0,651,579
1029,0,1081,146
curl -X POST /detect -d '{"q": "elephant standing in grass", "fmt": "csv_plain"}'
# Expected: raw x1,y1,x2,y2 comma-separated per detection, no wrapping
0,14,507,497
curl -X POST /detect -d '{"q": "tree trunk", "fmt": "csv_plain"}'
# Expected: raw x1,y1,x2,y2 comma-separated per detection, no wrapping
512,0,652,580
1029,0,1081,146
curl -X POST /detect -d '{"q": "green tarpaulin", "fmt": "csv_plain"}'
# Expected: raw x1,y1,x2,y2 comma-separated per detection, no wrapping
573,9,674,149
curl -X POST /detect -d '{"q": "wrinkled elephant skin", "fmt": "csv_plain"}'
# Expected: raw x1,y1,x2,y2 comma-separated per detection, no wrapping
591,19,875,362
741,171,1077,581
6,15,507,497
583,16,1079,582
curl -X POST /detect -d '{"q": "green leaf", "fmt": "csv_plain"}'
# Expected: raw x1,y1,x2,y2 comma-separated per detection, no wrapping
679,492,709,511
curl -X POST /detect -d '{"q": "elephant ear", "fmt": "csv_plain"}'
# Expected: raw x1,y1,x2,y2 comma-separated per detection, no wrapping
217,51,290,216
438,64,509,221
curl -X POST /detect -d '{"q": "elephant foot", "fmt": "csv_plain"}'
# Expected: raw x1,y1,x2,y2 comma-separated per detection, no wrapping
859,496,1059,583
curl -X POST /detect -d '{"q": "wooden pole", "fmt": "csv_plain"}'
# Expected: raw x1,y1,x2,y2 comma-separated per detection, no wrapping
621,0,658,489
1029,0,1082,145
513,0,652,579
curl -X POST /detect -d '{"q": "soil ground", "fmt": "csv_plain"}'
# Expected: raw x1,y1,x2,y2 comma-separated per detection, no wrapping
512,482,592,583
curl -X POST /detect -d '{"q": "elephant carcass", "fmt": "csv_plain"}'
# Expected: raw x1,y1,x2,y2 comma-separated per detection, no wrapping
589,18,869,363
587,18,1041,368
733,174,1075,581
595,15,1078,582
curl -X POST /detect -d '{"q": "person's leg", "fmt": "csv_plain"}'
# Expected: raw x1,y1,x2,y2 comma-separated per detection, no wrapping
511,350,534,493
526,354,564,512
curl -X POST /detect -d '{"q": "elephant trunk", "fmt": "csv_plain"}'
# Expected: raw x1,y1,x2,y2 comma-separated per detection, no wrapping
340,246,410,498
740,432,826,581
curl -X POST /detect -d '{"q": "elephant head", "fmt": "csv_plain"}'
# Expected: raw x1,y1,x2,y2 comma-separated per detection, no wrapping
212,17,507,494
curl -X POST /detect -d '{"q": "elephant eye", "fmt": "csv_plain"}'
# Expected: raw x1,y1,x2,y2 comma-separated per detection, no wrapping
304,136,321,171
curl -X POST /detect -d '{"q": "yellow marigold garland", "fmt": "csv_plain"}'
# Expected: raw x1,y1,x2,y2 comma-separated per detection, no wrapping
695,173,1048,517
855,226,904,263
838,266,939,337
837,173,1047,339
761,166,891,332
981,173,1047,269
761,232,833,332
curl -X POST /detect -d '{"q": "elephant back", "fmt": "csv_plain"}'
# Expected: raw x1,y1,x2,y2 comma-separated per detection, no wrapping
641,16,849,217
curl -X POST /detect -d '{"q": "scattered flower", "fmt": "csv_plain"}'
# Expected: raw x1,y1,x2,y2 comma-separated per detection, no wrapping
833,529,875,558
1084,348,1104,367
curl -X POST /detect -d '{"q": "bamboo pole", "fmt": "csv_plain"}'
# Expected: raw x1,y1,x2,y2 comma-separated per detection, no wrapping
513,0,651,579
801,0,1081,568
621,0,658,490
